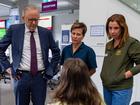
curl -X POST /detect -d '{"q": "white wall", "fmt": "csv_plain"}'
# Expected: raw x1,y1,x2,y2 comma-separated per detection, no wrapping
79,0,140,104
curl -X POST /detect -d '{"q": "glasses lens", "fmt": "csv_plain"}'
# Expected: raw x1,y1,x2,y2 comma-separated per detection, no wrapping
28,18,38,22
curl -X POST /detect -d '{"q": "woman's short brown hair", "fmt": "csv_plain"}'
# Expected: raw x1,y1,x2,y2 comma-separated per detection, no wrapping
71,22,87,37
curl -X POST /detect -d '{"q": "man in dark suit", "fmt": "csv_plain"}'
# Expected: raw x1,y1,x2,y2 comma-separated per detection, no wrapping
0,65,2,80
0,5,60,105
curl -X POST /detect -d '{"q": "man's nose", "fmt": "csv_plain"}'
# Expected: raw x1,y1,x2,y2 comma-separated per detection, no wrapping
32,20,37,24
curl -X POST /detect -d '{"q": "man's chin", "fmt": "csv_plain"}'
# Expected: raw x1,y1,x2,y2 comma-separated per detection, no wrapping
30,27,36,31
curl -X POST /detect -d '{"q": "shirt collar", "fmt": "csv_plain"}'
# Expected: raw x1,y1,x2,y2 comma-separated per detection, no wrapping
25,24,38,33
70,42,85,49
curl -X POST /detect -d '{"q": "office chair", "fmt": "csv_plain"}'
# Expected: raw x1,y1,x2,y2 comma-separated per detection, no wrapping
47,64,61,90
0,72,11,83
48,75,60,90
0,66,11,83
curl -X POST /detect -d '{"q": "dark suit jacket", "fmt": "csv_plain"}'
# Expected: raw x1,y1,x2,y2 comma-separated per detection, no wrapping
0,24,60,79
0,65,2,73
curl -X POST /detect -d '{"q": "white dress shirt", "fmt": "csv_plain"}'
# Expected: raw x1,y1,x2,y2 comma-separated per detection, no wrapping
18,25,45,71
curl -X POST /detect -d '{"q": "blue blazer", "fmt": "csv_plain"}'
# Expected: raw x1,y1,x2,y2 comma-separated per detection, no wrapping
0,24,60,78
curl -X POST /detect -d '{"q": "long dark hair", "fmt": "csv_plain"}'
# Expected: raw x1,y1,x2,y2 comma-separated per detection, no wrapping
53,58,102,105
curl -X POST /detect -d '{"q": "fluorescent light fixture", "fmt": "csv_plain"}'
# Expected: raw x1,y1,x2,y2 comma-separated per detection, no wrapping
0,3,11,8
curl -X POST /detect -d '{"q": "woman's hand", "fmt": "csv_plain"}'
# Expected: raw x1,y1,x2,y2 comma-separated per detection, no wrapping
125,70,133,79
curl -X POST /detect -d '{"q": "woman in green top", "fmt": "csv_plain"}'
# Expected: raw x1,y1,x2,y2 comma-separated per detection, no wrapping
49,58,105,105
101,14,140,105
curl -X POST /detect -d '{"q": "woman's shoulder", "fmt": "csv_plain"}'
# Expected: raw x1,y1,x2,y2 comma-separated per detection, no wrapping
82,43,95,52
127,36,140,43
63,44,71,50
47,101,60,105
126,37,140,47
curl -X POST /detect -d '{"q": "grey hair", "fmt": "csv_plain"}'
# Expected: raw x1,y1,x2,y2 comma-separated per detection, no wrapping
22,5,39,16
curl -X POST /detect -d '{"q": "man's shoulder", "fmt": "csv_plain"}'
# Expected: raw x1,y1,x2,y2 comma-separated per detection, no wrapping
38,26,51,32
10,24,24,29
11,23,24,27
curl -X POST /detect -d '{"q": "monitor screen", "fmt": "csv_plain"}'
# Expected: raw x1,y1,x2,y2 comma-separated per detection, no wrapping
0,20,5,28
0,28,6,40
38,16,52,30
5,19,12,29
6,15,20,29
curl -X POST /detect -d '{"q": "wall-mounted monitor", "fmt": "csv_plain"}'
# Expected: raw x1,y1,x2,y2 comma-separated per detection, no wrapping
38,16,52,30
0,20,5,28
0,28,6,40
5,19,11,29
6,15,20,29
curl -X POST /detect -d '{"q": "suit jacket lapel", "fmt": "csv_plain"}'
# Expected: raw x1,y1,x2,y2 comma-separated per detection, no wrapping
38,27,45,49
18,24,25,53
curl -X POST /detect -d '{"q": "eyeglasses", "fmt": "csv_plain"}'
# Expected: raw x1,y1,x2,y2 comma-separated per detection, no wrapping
28,18,39,22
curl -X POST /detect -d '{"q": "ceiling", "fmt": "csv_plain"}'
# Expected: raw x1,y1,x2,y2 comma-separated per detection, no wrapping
29,0,79,11
0,0,79,17
0,3,11,17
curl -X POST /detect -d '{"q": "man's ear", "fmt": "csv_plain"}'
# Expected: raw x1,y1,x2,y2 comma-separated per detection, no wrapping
22,16,25,21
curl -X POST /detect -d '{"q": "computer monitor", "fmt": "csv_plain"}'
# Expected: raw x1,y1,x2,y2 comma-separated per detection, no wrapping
0,28,6,40
0,20,5,28
38,16,53,30
5,19,11,29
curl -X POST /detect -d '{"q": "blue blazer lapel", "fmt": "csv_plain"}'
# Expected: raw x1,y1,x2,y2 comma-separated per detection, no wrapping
18,24,25,52
38,27,46,49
